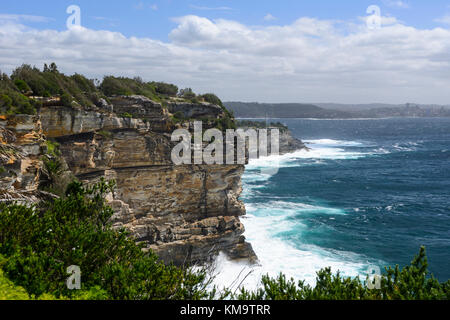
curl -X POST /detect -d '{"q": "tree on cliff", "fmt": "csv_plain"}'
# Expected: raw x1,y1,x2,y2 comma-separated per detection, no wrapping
179,88,196,99
201,93,223,107
152,81,178,97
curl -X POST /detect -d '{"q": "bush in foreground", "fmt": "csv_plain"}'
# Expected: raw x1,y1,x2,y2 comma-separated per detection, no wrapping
0,179,449,300
0,180,211,300
233,247,450,300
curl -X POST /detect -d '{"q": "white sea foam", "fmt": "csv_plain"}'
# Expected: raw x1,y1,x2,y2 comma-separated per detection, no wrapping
305,139,364,147
245,139,375,177
212,194,376,292
212,211,372,292
211,138,384,292
246,144,369,174
248,200,347,216
392,141,420,152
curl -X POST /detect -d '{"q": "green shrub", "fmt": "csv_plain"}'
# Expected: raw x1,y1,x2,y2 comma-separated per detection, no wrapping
179,88,196,99
0,91,37,115
42,156,63,180
201,93,223,107
120,112,133,118
198,93,234,119
41,140,63,185
9,64,99,108
190,97,201,104
100,76,161,101
0,94,12,108
60,93,73,107
233,247,450,300
11,64,47,96
173,111,185,120
153,82,178,96
214,114,236,131
0,178,449,300
100,76,133,96
236,120,288,132
0,73,39,115
39,140,74,197
0,259,31,300
13,79,31,94
0,180,210,300
70,74,97,93
1,66,230,116
0,255,108,300
45,140,61,157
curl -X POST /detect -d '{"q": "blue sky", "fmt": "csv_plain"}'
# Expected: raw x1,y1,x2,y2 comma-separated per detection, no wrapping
2,0,450,38
1,1,450,103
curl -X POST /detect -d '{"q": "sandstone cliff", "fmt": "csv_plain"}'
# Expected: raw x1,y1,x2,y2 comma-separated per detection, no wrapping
1,96,256,266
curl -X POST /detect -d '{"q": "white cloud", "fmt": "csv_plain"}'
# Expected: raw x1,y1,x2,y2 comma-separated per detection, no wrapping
359,15,400,27
189,5,233,11
263,14,277,21
435,15,450,25
0,15,450,104
383,0,410,9
0,14,51,23
133,1,157,11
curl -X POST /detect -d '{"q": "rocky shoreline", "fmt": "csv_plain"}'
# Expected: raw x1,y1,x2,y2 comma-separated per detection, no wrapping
236,120,309,155
278,128,309,155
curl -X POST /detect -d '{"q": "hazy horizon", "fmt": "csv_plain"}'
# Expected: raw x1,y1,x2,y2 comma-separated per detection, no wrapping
224,101,450,107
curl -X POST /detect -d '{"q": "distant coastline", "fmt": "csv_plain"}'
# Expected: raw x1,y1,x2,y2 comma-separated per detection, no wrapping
226,102,450,119
237,117,450,121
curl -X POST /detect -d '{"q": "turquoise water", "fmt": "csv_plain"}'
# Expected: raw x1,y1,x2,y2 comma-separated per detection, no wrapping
233,117,450,286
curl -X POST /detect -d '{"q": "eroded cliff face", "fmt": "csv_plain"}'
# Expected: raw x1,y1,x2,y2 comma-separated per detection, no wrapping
0,114,49,203
0,97,256,265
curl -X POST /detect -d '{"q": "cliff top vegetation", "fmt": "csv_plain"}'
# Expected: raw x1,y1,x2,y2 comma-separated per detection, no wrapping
237,120,289,132
0,63,227,116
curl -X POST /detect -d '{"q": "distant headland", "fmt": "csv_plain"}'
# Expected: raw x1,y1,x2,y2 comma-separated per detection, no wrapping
225,102,450,119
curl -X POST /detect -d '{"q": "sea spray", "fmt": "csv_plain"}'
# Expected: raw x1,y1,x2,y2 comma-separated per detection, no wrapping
212,138,385,291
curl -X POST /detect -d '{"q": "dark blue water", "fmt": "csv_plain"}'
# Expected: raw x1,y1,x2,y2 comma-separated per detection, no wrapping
241,118,450,282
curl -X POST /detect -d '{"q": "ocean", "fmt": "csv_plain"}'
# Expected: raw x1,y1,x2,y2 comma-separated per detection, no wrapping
212,117,450,291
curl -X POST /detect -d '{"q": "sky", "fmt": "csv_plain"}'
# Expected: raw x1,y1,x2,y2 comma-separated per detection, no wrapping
0,0,450,104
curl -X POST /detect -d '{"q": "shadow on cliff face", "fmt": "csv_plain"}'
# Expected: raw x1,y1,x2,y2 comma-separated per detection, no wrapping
1,95,260,267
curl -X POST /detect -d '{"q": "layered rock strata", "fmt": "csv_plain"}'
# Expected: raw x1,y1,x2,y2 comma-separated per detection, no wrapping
1,97,257,265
